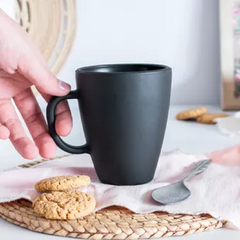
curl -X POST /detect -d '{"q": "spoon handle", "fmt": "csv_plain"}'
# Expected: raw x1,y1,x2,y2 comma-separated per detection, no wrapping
183,159,211,182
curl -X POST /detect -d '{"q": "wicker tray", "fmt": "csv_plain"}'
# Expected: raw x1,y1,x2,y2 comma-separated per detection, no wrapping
0,158,226,239
15,0,76,95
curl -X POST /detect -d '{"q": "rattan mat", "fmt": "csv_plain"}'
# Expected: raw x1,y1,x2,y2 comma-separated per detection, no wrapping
0,158,226,239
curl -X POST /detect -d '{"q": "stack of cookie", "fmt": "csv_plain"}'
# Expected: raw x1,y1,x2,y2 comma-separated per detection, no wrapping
176,107,229,124
33,175,96,220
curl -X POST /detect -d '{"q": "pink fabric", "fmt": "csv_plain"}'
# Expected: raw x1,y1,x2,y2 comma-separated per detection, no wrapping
0,147,240,228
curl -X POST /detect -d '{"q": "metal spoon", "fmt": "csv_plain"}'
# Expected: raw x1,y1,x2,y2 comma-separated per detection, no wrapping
152,159,211,205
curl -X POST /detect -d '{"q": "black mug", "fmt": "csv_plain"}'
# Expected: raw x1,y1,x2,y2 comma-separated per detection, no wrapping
47,64,172,185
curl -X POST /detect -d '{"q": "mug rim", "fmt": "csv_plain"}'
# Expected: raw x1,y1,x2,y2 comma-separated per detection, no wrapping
76,63,171,74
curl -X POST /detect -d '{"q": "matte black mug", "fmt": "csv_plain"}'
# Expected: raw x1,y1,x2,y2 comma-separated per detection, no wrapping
47,64,172,185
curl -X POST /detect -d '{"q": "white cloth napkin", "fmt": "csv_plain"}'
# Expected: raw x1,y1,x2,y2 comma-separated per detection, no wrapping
215,112,240,136
0,147,239,228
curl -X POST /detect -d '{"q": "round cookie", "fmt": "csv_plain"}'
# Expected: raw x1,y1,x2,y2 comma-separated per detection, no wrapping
33,191,96,219
35,175,90,192
176,107,207,120
196,113,229,124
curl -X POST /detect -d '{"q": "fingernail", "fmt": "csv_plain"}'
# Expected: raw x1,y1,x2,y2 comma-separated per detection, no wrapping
59,80,71,92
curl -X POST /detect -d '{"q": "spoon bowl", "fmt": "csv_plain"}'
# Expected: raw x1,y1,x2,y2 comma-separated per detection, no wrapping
152,181,191,205
152,159,211,205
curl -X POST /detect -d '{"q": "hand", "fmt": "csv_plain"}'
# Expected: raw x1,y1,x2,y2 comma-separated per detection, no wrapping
0,9,72,159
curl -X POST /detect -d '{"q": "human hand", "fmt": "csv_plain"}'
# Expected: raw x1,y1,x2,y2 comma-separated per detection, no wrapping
0,9,72,159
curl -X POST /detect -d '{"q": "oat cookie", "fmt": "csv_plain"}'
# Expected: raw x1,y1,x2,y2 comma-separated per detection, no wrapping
33,191,96,219
35,175,90,192
196,113,229,124
176,107,207,120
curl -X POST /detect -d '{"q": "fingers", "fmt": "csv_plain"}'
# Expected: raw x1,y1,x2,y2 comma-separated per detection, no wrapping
17,52,71,96
0,8,70,96
0,99,38,159
41,93,72,136
13,88,57,159
0,125,10,140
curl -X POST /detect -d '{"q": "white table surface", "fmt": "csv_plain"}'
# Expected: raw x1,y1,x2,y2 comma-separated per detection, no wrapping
0,105,240,240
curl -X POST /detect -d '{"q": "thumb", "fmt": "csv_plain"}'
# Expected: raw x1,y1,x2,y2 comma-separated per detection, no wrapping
18,53,71,96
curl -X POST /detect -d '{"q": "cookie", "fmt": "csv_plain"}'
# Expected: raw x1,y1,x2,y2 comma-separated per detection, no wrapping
176,107,207,120
35,175,90,192
33,191,96,219
196,113,229,124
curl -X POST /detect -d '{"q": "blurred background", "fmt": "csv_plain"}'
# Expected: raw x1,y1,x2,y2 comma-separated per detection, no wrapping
0,0,221,106
1,0,237,168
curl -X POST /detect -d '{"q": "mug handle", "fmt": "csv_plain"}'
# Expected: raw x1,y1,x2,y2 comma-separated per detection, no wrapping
46,90,90,154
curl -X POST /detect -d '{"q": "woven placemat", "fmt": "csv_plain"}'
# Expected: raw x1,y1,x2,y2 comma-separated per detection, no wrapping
0,158,226,239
